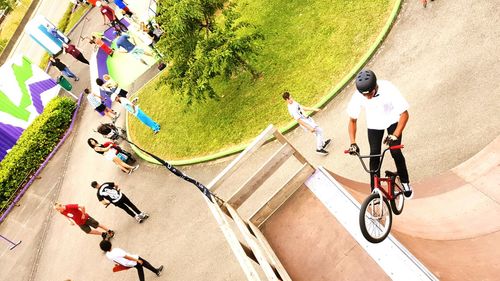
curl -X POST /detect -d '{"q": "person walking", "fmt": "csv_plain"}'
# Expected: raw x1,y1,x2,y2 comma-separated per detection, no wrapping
111,93,160,134
347,69,413,198
96,1,128,32
49,56,79,81
282,91,331,155
99,240,164,281
91,181,149,223
63,43,90,65
115,31,154,66
84,88,119,121
53,203,115,239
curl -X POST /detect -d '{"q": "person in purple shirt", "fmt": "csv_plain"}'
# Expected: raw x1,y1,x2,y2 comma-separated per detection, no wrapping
115,32,154,65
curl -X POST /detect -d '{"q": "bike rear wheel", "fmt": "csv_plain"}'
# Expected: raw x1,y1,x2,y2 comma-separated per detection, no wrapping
390,176,405,215
359,193,392,243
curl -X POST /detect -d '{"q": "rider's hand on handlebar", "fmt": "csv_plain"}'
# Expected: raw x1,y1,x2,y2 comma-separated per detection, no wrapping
383,135,398,146
348,143,360,155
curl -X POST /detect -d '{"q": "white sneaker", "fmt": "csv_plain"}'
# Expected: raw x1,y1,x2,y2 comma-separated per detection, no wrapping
134,215,143,223
402,183,413,199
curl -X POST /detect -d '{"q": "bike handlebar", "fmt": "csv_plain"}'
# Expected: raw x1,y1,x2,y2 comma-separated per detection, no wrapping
345,144,405,174
344,144,404,154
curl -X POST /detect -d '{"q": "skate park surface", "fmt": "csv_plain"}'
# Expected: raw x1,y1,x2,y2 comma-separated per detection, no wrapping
1,0,499,280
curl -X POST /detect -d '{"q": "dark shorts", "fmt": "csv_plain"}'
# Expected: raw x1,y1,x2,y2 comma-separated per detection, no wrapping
79,216,99,233
95,103,106,113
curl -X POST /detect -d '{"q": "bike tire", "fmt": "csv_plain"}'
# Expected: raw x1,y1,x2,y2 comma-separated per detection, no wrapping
390,177,405,215
359,193,392,243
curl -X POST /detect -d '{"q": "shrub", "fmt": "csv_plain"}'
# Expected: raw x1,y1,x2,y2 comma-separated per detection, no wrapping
0,97,76,208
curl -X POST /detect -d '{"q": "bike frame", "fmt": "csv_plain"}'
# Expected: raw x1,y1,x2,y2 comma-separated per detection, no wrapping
345,145,404,201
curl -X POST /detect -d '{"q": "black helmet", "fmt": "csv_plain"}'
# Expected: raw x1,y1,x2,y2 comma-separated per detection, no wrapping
355,69,377,94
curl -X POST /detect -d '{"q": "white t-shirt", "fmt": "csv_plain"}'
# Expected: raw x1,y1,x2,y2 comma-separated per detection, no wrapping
106,248,139,267
287,101,306,120
347,80,409,130
287,101,318,130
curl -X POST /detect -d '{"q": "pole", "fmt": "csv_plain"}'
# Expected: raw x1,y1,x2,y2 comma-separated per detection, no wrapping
0,234,22,250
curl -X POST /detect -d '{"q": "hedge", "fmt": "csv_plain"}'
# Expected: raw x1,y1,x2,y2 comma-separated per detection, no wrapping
0,97,76,208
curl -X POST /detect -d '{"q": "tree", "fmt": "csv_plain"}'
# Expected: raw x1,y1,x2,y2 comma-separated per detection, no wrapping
0,0,14,11
155,0,263,104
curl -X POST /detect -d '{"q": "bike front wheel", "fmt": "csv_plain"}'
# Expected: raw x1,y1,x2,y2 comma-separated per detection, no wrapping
359,193,392,243
390,177,405,215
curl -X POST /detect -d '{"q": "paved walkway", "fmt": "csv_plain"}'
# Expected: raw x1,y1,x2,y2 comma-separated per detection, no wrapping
0,0,499,280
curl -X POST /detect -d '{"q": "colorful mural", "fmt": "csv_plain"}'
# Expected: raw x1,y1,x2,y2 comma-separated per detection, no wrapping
0,55,60,160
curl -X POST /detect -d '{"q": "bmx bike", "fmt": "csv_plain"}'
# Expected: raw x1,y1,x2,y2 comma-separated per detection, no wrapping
344,145,406,243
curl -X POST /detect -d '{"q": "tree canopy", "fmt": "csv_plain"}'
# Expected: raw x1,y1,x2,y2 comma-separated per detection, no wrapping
155,0,263,104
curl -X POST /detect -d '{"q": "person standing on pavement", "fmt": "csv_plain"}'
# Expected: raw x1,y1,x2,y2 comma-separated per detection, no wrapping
347,69,413,198
99,240,164,281
49,56,79,81
111,93,160,134
91,181,149,223
84,88,119,121
62,43,90,65
282,91,331,155
53,203,115,239
89,34,114,57
96,1,128,32
115,31,154,66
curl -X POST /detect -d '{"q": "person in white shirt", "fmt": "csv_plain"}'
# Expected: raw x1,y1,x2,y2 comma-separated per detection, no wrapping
84,88,119,121
347,69,413,198
100,240,163,281
282,91,331,155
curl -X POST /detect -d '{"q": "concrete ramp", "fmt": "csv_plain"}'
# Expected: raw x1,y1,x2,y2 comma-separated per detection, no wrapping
261,167,437,281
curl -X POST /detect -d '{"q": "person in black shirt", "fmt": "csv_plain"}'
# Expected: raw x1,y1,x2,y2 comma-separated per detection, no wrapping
91,181,149,223
49,56,79,81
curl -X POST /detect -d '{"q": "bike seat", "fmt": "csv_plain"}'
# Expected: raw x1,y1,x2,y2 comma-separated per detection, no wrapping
385,170,398,177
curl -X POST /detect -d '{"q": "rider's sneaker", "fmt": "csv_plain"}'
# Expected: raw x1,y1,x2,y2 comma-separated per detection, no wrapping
316,148,329,156
402,183,414,199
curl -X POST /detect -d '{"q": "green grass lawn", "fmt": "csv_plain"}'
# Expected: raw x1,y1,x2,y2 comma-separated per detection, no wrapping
0,0,33,54
129,0,397,160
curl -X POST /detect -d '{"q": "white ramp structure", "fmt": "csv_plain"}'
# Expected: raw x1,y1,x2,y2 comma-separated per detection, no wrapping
205,125,438,280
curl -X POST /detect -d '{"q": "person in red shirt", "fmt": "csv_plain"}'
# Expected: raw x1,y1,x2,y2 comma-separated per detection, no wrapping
90,35,114,56
53,203,115,239
62,43,90,65
96,1,128,32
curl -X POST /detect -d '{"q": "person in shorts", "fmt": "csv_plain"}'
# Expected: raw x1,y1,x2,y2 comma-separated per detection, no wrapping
282,91,331,155
115,31,154,66
84,88,119,121
53,203,115,239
